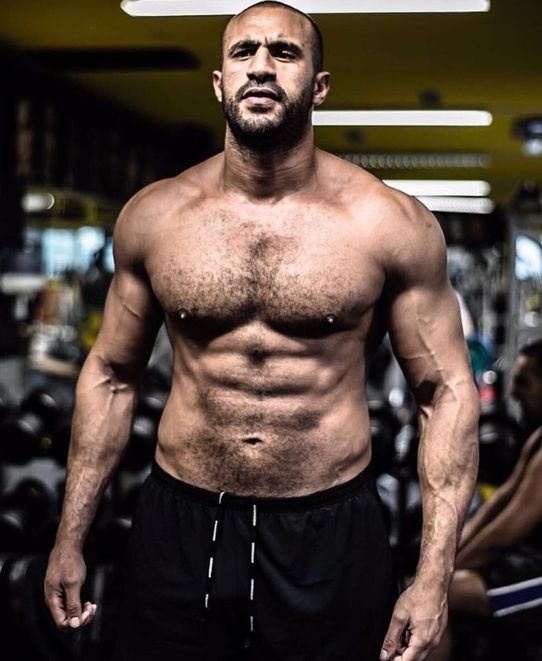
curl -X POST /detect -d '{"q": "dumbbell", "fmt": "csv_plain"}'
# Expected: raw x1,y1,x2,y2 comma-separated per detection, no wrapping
394,422,419,476
0,478,57,552
47,416,72,466
0,389,71,465
0,384,14,427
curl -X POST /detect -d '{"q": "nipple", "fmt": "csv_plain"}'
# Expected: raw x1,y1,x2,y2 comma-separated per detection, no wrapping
322,313,338,326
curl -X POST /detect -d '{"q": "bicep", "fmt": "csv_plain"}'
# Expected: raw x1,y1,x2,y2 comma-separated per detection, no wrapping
91,268,163,382
383,209,473,404
89,202,164,383
386,280,470,401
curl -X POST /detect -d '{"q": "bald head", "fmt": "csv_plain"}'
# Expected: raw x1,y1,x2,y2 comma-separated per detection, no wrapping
213,0,330,152
221,1,324,72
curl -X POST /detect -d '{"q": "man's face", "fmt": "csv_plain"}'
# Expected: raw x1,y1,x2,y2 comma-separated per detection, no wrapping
213,7,328,149
510,354,542,429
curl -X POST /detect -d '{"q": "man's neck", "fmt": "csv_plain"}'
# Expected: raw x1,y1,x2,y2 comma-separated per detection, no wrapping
220,124,317,202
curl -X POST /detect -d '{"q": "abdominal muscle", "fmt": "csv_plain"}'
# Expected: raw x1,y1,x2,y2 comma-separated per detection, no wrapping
154,347,372,497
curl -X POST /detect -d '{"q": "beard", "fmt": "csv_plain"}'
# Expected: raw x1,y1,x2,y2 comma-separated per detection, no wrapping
222,79,314,152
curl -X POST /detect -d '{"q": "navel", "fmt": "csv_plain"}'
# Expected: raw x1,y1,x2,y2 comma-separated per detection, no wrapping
242,437,263,446
249,348,267,365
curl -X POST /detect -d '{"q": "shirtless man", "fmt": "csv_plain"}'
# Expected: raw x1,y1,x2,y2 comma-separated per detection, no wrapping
429,339,542,661
44,2,479,659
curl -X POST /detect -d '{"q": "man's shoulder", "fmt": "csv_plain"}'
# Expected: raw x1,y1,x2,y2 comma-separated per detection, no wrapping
112,155,221,261
113,154,222,243
349,172,435,237
317,149,435,231
124,155,220,218
318,151,445,272
376,186,446,281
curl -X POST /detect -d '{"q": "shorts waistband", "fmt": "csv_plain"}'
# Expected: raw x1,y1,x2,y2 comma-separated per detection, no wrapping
150,458,375,511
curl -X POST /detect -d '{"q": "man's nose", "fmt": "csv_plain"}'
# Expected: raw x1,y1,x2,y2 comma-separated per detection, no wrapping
247,46,276,81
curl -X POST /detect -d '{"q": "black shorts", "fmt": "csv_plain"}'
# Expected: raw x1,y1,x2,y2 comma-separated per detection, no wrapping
114,459,397,661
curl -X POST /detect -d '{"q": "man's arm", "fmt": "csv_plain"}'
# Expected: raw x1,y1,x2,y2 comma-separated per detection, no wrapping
458,428,541,552
378,193,479,661
44,189,164,630
456,441,542,568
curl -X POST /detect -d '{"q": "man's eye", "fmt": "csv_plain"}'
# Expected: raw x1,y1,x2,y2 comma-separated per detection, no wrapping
277,50,295,59
234,49,251,58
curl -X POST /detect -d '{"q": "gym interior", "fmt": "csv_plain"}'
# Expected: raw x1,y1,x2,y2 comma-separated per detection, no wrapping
0,1,541,659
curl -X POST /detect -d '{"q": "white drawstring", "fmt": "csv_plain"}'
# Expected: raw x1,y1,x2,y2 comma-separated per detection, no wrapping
203,495,258,645
203,491,226,613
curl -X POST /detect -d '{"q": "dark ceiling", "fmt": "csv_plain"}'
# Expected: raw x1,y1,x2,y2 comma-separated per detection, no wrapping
1,0,541,205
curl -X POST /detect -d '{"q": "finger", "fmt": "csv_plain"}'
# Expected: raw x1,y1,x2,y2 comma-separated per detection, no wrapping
80,602,93,625
396,638,431,661
64,580,83,628
402,620,444,661
380,612,409,660
80,602,98,626
46,588,70,628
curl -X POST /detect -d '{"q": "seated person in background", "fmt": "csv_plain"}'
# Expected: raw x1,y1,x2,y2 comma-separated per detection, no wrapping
510,339,542,441
429,338,542,661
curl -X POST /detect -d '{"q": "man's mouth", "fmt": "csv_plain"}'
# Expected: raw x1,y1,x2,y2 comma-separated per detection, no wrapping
242,88,279,101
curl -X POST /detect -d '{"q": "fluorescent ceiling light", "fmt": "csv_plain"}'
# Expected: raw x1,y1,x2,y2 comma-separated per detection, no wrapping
313,110,492,127
121,0,490,16
416,196,495,214
384,180,491,196
0,273,48,295
22,192,55,213
522,139,542,157
341,153,491,169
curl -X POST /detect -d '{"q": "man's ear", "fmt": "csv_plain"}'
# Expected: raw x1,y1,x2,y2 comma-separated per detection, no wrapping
313,71,330,107
212,70,223,103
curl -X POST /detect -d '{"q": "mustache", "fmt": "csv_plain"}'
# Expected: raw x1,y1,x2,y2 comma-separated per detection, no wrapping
235,82,286,103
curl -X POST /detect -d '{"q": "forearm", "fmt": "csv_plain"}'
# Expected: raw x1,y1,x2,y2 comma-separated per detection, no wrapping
414,387,479,590
55,355,139,550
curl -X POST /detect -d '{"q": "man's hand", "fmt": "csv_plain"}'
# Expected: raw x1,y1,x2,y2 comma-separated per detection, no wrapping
380,582,447,661
44,544,97,629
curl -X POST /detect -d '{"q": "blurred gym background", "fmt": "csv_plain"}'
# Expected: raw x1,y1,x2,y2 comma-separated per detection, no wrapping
0,1,541,659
